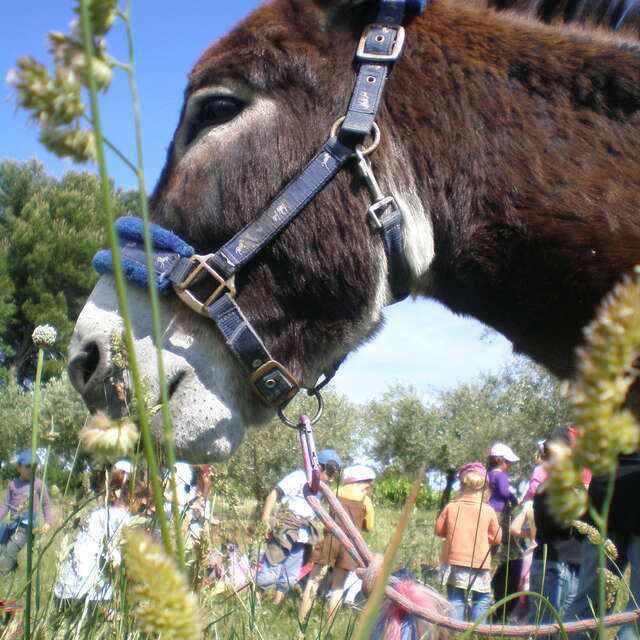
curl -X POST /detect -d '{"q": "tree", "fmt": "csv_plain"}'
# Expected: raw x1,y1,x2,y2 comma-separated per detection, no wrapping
366,357,571,481
0,159,139,382
216,388,365,502
0,373,89,466
366,384,440,473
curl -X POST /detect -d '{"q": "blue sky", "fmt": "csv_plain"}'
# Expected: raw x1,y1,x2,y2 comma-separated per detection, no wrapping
1,1,515,404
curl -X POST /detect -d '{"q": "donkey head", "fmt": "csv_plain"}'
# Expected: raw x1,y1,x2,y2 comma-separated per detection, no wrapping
69,0,431,461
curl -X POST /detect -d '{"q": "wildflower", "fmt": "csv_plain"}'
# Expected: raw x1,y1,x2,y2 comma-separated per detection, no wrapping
78,411,138,460
598,568,621,609
39,125,96,163
31,324,57,348
570,275,640,476
571,520,618,560
42,428,59,443
48,31,112,90
123,529,202,640
110,329,128,369
72,0,119,38
7,57,85,128
544,441,588,525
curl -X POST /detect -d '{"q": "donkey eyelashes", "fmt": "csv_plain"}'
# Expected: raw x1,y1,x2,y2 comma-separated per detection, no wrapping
184,94,247,147
198,96,245,127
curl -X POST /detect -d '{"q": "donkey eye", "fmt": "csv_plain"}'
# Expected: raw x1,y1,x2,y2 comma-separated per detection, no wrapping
198,96,245,128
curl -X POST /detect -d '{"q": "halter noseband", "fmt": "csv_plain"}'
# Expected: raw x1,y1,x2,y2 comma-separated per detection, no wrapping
93,0,426,413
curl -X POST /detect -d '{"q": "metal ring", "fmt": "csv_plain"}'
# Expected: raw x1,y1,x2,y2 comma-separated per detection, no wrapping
329,116,381,156
278,390,324,428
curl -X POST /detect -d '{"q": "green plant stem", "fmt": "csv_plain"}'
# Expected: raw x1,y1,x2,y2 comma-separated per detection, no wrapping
34,443,51,619
588,468,617,639
121,0,185,569
24,347,44,640
101,135,138,174
78,0,172,555
352,468,424,640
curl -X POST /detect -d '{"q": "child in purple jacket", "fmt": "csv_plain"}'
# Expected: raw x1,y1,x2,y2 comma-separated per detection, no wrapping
0,450,54,573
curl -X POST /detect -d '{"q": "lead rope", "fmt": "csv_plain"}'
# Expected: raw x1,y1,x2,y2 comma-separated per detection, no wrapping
295,416,640,637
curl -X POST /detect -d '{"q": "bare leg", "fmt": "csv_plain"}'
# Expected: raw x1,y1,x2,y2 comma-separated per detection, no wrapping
327,567,348,625
272,589,285,606
299,564,326,623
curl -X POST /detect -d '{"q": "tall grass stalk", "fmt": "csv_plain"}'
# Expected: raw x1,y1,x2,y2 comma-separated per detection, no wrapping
118,0,185,567
77,0,172,556
588,470,617,638
24,345,44,640
351,468,424,640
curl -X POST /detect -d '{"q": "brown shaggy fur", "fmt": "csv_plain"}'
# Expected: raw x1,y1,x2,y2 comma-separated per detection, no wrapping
150,0,640,387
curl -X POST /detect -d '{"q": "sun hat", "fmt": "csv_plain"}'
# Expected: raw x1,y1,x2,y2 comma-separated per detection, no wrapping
16,450,34,466
458,461,487,478
317,448,342,469
113,459,132,475
488,442,520,462
341,464,376,484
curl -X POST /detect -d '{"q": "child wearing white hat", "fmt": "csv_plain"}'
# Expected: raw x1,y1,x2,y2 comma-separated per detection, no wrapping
299,464,376,623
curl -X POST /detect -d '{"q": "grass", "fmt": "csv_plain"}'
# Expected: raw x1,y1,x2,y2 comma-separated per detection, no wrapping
0,482,443,640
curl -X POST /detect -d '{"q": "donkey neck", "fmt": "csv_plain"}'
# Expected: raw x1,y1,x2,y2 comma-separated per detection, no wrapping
393,1,640,376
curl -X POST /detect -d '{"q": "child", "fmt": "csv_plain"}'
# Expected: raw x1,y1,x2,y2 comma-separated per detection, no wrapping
0,449,54,573
54,469,131,603
299,464,376,623
435,462,502,622
256,449,342,606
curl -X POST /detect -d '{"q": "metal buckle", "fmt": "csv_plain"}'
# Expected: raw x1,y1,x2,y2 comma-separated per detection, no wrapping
367,196,396,229
172,254,236,317
356,24,405,62
249,360,300,407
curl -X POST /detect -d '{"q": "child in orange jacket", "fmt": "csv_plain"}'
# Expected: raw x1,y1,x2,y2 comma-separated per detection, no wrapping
435,462,502,622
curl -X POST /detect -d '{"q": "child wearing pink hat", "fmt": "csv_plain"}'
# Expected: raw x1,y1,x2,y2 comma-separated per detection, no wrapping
436,462,502,622
299,464,376,623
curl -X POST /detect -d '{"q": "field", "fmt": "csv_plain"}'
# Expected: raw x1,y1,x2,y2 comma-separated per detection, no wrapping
0,486,443,640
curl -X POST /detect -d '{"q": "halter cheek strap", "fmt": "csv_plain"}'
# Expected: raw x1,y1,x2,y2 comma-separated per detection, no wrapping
92,0,426,410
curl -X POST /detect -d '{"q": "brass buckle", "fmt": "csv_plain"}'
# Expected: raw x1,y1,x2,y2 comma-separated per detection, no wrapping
249,360,300,407
173,254,236,317
356,24,405,62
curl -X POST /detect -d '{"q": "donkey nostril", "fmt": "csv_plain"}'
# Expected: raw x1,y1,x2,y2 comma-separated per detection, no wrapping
68,339,105,395
81,342,100,386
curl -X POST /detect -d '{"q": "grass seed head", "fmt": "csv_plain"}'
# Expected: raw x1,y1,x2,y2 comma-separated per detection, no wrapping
123,529,203,640
78,411,139,461
544,441,588,525
31,324,57,348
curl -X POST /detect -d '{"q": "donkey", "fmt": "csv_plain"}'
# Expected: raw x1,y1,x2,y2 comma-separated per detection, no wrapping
69,0,640,462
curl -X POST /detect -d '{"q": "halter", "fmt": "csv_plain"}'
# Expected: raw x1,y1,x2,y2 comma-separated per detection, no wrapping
93,0,426,414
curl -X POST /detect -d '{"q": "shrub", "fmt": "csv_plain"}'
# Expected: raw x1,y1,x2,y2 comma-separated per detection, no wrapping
372,471,440,509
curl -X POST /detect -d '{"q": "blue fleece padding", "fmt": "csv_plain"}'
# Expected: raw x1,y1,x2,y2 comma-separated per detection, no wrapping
93,248,176,294
115,217,194,257
92,217,195,294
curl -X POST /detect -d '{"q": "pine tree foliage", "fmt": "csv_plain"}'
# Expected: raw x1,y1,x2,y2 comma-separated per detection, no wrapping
0,159,139,381
0,373,88,470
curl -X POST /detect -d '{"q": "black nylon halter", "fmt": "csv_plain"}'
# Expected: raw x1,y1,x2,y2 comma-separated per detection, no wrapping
96,0,425,410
